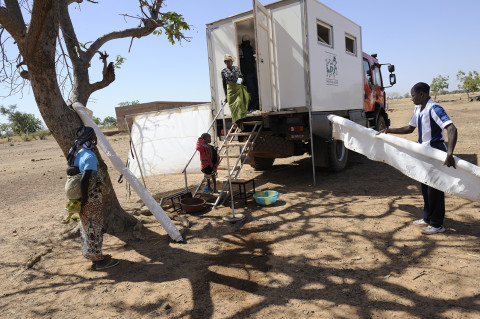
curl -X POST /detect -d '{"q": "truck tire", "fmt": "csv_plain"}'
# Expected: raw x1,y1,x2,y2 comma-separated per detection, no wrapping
251,157,275,170
328,139,348,172
375,113,387,131
250,134,294,158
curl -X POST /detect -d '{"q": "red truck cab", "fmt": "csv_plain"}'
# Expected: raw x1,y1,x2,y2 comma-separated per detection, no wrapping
362,52,396,130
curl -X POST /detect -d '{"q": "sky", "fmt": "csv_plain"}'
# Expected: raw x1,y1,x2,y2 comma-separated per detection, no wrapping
1,0,479,124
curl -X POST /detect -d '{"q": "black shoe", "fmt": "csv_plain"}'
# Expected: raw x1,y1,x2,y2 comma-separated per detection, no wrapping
91,255,119,270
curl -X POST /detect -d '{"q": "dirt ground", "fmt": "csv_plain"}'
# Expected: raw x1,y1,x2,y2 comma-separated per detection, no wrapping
1,94,480,319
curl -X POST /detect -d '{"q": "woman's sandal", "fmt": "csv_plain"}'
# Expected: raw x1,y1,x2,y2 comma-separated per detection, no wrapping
63,213,79,224
91,255,119,270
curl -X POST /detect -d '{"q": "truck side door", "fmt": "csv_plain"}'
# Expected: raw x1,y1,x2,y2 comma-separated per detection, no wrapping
372,64,384,106
363,58,375,113
253,0,275,111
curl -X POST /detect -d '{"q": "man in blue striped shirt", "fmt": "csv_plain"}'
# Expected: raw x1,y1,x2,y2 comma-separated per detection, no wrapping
378,82,458,234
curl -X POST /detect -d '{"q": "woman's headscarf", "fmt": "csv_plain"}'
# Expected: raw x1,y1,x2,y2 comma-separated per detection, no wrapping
67,126,96,167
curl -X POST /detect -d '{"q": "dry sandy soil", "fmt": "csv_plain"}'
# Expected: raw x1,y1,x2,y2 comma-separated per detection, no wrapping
1,94,480,319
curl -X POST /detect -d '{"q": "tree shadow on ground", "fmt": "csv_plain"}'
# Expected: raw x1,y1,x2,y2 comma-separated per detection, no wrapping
4,151,480,318
100,151,480,317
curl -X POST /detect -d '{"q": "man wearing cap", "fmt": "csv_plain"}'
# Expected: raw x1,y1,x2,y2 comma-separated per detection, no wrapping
239,35,259,111
221,54,250,125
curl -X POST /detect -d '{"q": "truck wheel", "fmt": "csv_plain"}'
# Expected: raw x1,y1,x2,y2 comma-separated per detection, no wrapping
252,157,275,170
250,134,294,158
375,114,387,131
328,139,348,171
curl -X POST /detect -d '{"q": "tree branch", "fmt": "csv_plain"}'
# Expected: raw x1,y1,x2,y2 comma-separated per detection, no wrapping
59,0,83,64
85,23,157,61
66,0,83,8
88,51,115,95
24,0,57,60
57,34,73,89
0,6,27,42
4,0,25,28
82,0,168,61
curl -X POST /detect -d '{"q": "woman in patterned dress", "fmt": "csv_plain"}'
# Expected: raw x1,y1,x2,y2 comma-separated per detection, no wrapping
67,126,119,270
221,53,250,125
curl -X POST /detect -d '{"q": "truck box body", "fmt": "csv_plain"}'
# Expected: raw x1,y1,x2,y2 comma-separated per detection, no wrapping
206,0,363,115
206,0,395,173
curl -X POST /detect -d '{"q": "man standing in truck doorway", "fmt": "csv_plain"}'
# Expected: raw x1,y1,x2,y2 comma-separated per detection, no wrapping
239,35,259,111
377,82,458,234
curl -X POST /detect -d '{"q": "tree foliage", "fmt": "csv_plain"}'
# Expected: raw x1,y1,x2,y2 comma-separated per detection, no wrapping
457,70,480,100
118,100,140,107
430,75,449,100
0,1,190,233
92,116,102,126
102,116,118,127
0,123,13,137
0,105,43,134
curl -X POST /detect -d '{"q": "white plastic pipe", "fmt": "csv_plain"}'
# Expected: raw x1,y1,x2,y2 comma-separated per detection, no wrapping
73,103,183,242
328,115,480,202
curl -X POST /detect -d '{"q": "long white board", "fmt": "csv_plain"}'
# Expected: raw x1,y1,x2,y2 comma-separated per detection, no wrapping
328,115,480,202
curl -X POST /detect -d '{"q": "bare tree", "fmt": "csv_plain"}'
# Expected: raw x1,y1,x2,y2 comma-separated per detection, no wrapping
0,0,189,233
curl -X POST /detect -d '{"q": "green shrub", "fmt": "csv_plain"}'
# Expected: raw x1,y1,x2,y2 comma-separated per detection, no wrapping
22,134,33,142
36,129,50,140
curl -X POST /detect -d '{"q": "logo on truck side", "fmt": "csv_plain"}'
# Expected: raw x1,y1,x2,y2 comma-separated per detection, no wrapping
325,52,338,86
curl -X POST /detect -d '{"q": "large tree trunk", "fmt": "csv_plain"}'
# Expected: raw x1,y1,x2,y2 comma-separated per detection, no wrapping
27,52,138,234
0,0,183,234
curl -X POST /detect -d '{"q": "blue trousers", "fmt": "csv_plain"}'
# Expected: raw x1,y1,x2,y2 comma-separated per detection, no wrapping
421,141,447,227
421,183,445,227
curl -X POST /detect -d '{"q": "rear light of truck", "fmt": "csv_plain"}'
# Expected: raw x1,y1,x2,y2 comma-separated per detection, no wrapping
288,126,304,132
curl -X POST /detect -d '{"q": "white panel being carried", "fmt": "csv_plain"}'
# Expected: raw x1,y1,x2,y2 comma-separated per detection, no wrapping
128,104,213,178
329,115,480,202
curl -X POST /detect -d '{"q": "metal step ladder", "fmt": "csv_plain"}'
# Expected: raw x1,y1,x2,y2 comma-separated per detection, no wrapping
195,120,263,207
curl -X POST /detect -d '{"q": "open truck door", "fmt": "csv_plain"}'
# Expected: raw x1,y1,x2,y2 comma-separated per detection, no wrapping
253,0,275,112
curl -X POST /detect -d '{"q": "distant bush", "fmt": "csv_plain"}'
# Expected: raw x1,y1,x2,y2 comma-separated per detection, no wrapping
22,134,34,142
102,116,118,128
0,105,43,134
36,129,51,140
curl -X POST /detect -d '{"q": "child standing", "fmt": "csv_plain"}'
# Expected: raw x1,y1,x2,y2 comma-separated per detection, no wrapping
196,133,219,193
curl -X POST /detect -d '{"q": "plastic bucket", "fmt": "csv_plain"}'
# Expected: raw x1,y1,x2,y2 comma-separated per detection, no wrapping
253,190,279,206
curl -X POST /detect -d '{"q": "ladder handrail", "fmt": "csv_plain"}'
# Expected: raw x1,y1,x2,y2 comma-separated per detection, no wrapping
216,122,262,207
217,123,238,156
225,122,261,179
231,122,262,179
213,121,263,207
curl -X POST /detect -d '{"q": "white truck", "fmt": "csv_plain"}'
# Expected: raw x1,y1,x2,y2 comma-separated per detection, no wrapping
206,0,396,171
